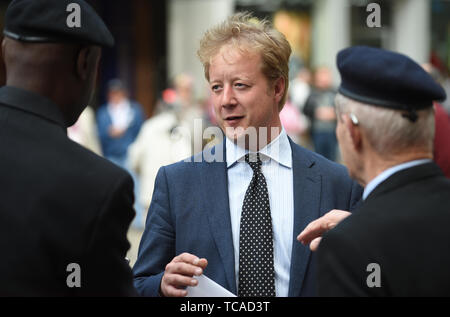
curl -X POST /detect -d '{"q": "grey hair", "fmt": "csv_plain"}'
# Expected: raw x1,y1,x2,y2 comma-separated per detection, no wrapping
335,93,435,155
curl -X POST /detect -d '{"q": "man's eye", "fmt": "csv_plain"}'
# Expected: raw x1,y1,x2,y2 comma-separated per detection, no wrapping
211,85,221,92
235,83,247,88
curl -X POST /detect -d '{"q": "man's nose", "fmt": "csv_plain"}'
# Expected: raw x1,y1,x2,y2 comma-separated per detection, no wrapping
222,85,237,108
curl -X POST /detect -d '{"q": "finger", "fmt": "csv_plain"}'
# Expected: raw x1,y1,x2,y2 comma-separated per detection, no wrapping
297,210,351,244
195,258,208,270
325,209,351,223
297,221,315,241
174,253,209,272
163,284,188,297
310,237,322,252
161,273,198,297
166,261,204,276
327,222,337,230
174,252,201,264
297,219,328,244
164,273,198,288
174,253,208,270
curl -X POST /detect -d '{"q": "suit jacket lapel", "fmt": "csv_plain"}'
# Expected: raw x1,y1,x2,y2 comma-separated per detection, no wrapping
201,141,237,294
288,140,321,296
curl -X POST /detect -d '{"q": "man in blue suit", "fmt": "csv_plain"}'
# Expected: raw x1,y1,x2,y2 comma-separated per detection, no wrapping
133,13,362,297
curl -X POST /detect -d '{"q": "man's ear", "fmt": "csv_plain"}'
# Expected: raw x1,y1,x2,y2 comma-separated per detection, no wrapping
76,46,100,81
273,76,285,104
343,114,362,151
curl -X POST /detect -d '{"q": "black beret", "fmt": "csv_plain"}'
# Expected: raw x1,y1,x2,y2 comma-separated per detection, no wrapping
3,0,114,48
337,46,446,120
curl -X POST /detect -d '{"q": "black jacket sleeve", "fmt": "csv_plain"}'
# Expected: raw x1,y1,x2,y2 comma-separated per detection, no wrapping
79,172,138,296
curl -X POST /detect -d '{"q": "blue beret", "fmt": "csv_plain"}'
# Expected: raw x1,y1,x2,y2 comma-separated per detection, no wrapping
337,46,446,119
3,0,114,48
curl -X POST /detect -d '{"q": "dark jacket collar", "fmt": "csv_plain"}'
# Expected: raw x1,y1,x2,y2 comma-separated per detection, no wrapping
366,162,444,202
0,86,66,128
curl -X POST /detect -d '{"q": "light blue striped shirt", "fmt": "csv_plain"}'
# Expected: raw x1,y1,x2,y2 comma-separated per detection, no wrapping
226,128,293,297
363,159,432,200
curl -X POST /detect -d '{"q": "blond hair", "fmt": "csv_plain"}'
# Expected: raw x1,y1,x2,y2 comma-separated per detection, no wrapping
197,12,292,110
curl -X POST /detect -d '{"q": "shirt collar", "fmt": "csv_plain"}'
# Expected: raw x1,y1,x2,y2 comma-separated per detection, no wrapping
363,159,432,200
226,127,292,169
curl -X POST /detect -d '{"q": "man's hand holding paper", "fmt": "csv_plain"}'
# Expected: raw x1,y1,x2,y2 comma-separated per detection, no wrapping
160,253,208,297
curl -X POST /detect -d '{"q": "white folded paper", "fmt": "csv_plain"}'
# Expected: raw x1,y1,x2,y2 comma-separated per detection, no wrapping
186,274,236,297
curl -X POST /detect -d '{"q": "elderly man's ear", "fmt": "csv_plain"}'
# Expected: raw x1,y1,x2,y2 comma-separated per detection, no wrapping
343,113,362,151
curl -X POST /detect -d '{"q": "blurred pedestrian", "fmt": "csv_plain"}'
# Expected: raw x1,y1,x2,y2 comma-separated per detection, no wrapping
96,79,144,168
433,102,450,178
279,99,304,143
421,63,450,178
128,107,192,218
172,73,204,153
289,67,312,147
129,74,206,225
304,66,338,161
290,68,311,114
